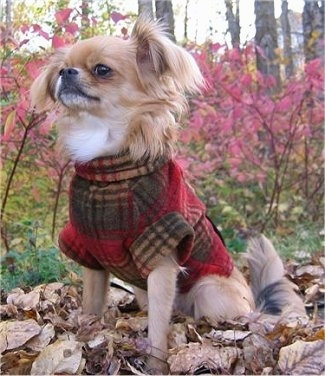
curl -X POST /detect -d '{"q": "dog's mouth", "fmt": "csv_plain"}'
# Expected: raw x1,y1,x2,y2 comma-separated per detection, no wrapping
57,85,100,107
55,72,100,109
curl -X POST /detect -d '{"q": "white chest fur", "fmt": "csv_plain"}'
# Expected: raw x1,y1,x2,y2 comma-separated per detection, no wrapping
58,113,129,162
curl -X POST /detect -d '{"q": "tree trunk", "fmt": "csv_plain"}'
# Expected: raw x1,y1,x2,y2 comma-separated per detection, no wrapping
5,0,12,33
155,0,175,41
225,0,240,48
137,0,175,41
280,0,294,77
138,0,154,19
184,0,190,42
302,0,324,62
254,0,280,85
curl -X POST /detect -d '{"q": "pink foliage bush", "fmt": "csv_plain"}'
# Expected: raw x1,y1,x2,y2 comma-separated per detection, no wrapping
179,43,324,230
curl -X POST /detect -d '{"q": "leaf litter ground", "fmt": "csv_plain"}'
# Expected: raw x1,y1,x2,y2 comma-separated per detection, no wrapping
1,253,324,375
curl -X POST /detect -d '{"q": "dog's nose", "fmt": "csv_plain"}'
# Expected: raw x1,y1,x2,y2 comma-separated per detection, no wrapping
59,68,79,77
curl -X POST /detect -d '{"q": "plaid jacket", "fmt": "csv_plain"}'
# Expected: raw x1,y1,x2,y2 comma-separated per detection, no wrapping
59,153,233,292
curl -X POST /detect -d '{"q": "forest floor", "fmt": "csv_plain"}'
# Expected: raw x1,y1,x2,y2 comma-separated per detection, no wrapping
0,252,324,375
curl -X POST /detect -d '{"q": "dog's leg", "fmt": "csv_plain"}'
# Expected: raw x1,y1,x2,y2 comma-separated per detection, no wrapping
133,287,148,310
147,253,179,374
82,267,109,315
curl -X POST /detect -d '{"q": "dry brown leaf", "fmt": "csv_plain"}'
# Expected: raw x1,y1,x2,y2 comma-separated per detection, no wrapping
278,339,325,374
86,328,124,351
306,327,325,341
0,319,41,353
115,316,148,332
108,285,134,307
208,329,251,343
6,289,40,311
26,323,55,352
295,265,324,278
125,359,145,375
168,322,188,348
30,339,84,375
0,349,39,375
187,323,203,343
266,323,307,344
87,332,108,349
43,311,76,331
41,282,65,302
242,333,276,374
107,357,123,374
0,304,18,318
76,313,104,341
304,284,320,303
168,342,240,374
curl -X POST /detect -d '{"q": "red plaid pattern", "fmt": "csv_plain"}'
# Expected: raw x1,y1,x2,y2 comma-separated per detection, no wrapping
59,153,234,292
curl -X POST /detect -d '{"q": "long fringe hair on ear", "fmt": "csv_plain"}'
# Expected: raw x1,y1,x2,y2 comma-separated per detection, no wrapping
131,15,205,95
125,16,205,161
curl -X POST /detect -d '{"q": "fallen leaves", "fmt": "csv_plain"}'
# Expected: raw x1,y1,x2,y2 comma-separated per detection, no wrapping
168,343,240,374
278,339,325,374
26,323,55,352
0,255,324,375
31,340,84,375
242,333,276,374
0,319,41,353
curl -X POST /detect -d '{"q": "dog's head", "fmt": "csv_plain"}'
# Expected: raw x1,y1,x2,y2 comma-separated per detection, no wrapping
30,16,204,162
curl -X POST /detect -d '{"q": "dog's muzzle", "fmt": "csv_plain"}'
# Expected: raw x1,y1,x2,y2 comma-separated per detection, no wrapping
55,68,100,107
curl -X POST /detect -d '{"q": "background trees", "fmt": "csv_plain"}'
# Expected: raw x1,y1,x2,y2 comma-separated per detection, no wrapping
254,0,280,83
138,0,175,40
280,0,294,78
225,0,240,48
1,0,323,257
303,0,324,62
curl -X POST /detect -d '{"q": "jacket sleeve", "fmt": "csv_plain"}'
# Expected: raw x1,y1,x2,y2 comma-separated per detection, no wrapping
129,212,195,278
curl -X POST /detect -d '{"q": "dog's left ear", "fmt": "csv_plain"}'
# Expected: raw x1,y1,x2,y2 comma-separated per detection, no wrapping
131,16,205,94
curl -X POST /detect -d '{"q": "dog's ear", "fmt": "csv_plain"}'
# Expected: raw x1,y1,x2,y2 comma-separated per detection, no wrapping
131,16,205,94
30,48,68,112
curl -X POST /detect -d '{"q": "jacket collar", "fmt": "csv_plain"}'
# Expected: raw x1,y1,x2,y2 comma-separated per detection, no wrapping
75,152,169,182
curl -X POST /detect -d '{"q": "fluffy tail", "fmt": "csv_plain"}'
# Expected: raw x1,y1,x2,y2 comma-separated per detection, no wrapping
246,235,306,316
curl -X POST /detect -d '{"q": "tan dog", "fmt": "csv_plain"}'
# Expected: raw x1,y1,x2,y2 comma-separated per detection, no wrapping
31,16,305,374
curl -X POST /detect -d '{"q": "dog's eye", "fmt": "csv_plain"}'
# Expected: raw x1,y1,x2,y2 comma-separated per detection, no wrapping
93,64,112,77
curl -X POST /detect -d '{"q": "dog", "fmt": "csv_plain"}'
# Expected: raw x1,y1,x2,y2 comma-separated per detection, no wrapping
30,16,306,374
